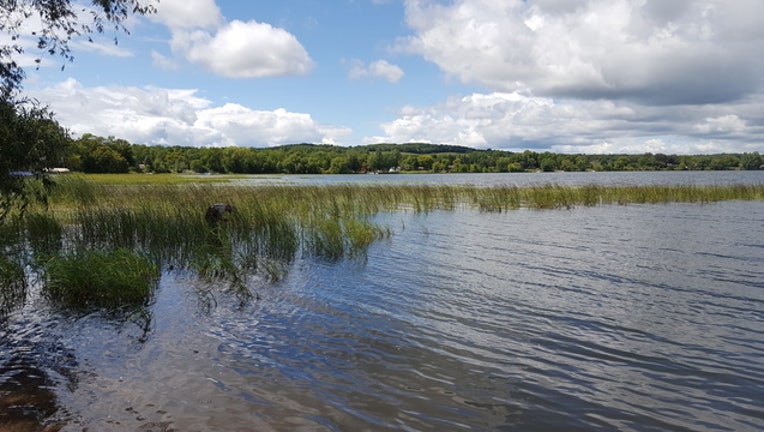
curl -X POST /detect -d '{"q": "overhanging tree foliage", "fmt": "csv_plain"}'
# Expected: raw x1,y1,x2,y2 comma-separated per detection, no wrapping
0,0,156,222
0,98,68,221
1,0,157,98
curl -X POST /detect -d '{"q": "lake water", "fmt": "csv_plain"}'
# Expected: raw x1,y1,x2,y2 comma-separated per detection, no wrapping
2,172,764,431
236,170,764,187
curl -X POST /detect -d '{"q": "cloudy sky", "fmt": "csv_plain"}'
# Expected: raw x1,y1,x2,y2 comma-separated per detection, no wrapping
14,0,764,153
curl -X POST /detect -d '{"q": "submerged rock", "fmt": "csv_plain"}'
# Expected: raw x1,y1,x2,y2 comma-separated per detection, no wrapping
205,203,235,226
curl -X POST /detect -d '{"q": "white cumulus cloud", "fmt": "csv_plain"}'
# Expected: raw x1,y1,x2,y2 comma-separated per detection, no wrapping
693,115,746,135
363,0,764,153
400,0,764,104
349,59,405,83
151,51,178,70
31,79,350,147
153,0,313,78
196,104,350,146
153,0,223,30
173,20,313,78
368,90,764,154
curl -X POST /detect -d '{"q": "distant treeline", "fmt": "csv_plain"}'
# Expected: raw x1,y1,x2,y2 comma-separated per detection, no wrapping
65,134,763,174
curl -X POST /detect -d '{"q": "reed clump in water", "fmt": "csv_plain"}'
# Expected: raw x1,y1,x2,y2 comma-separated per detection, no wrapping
0,221,27,316
0,254,25,317
469,183,764,211
44,248,159,308
42,179,764,250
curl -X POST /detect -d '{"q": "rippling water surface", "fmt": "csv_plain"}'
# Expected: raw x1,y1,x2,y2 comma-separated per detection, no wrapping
2,182,764,431
239,170,764,187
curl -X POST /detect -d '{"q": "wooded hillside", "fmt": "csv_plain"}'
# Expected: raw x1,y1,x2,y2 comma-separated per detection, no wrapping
64,134,763,174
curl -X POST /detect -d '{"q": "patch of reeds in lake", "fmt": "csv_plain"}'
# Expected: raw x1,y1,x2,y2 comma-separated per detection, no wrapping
44,248,159,308
0,253,25,318
1,177,761,310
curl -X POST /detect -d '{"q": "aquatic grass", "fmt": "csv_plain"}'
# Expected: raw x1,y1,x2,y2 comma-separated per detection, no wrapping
0,254,26,317
522,184,578,209
25,212,63,260
0,219,31,316
81,173,242,186
40,181,764,230
577,184,606,207
469,185,522,212
190,237,241,283
49,174,97,206
303,214,391,261
43,248,159,308
6,179,755,306
306,217,346,261
572,184,764,207
344,218,391,259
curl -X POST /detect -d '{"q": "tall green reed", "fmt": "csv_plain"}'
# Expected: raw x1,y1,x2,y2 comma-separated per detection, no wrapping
44,248,159,309
0,254,25,317
6,180,759,308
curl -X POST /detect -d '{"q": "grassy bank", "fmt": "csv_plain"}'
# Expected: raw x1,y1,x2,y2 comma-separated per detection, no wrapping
77,173,245,186
2,178,762,310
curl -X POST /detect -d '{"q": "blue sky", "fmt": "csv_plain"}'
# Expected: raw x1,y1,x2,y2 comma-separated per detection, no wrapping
13,0,764,153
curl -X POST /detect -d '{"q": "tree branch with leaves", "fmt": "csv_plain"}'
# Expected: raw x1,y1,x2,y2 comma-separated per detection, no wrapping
1,0,157,97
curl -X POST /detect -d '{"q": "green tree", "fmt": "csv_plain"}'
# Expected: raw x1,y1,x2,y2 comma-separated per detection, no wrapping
366,152,380,172
84,145,128,173
707,154,739,171
162,151,188,173
416,155,434,171
740,152,762,170
451,157,468,173
383,149,401,171
400,155,418,171
327,156,351,174
1,0,156,221
538,152,559,172
431,160,448,173
520,150,539,170
495,156,512,172
0,99,69,222
345,152,362,173
574,155,589,171
106,137,135,168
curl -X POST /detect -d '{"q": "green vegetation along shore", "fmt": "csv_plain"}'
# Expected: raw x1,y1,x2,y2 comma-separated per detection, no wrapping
2,176,763,312
68,135,763,175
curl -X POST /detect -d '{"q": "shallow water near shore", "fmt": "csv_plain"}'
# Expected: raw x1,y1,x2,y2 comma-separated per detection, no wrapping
2,172,764,431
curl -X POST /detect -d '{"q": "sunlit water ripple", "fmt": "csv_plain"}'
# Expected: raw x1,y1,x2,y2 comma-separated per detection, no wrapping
2,183,764,430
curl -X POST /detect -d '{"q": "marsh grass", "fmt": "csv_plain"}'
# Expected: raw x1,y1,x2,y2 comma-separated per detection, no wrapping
0,254,25,317
3,179,761,309
0,221,29,316
49,174,97,205
42,181,764,259
80,173,242,186
25,213,63,259
44,248,159,308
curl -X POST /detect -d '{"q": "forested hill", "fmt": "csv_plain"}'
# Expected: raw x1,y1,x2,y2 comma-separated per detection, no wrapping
272,142,474,155
64,134,763,174
362,143,474,154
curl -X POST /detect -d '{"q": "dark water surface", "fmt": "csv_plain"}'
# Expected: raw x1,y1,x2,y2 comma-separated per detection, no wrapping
2,174,764,431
